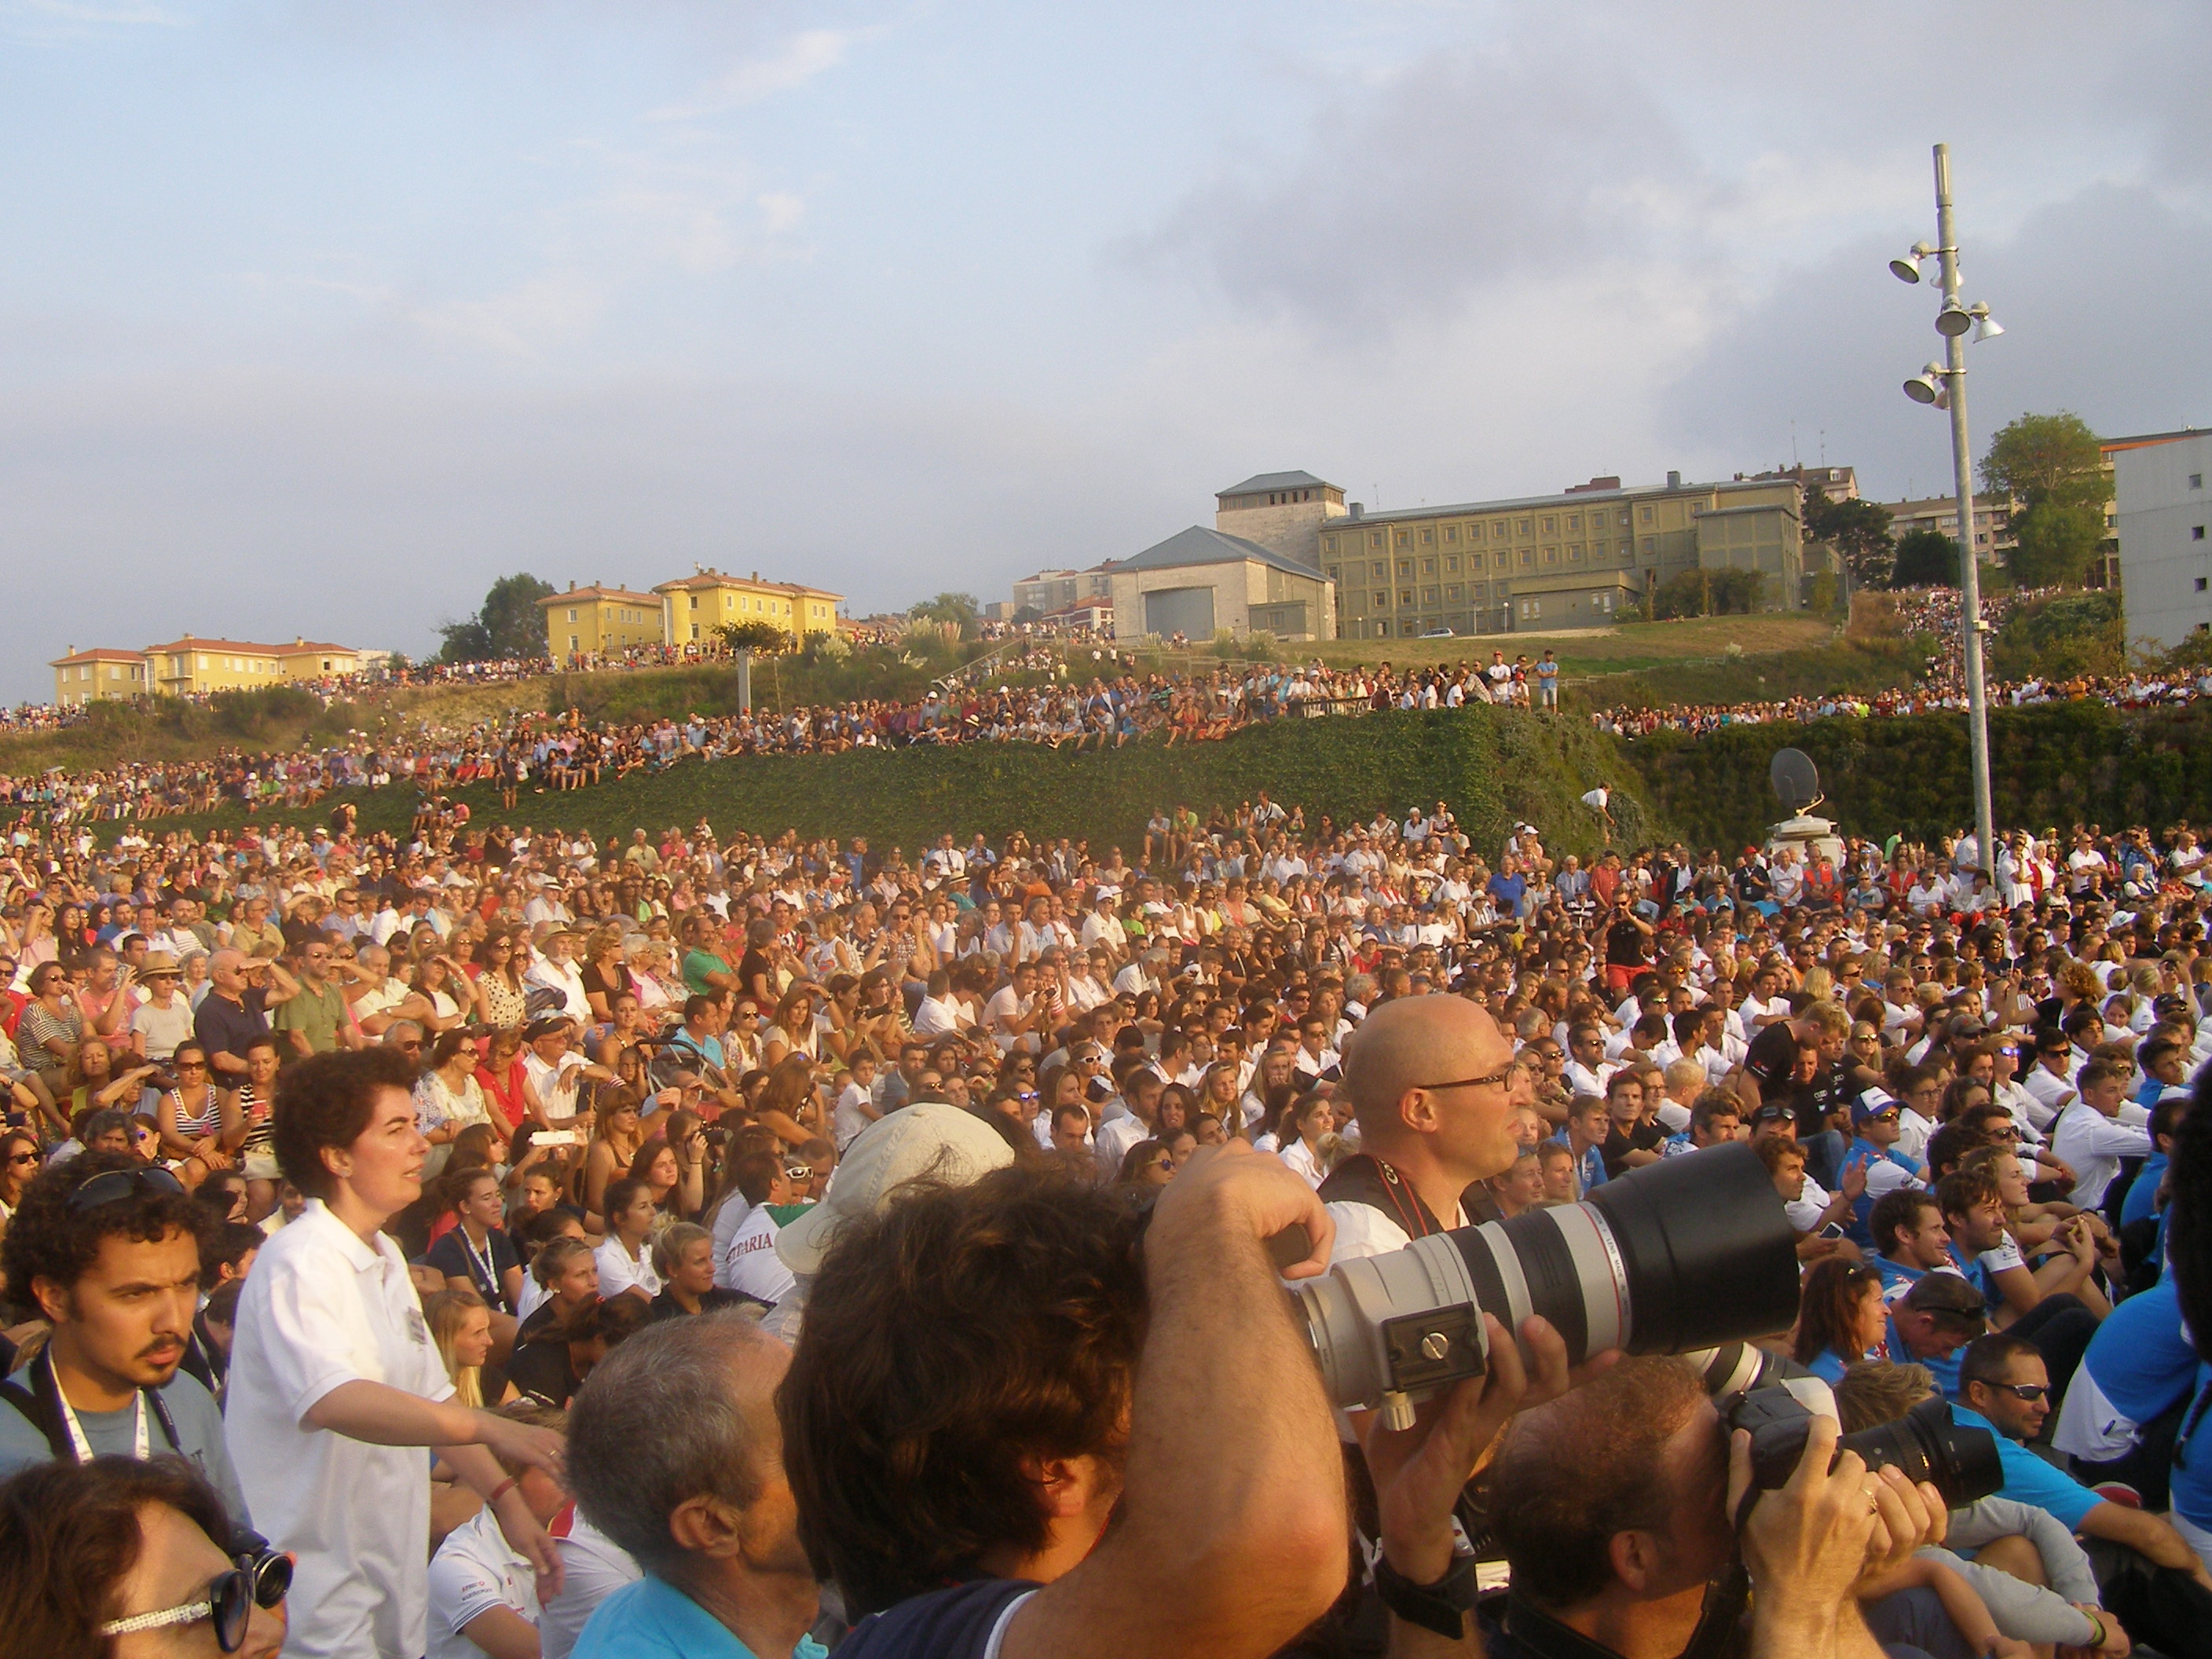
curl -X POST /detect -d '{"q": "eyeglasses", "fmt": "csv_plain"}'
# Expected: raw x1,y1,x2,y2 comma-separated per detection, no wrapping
6,1152,39,1166
68,1165,186,1213
784,1166,813,1181
1415,1063,1523,1094
99,1560,266,1651
174,1060,207,1071
1983,1381,2051,1403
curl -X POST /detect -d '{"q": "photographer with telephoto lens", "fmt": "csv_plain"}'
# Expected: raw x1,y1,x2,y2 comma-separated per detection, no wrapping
1474,1357,1950,1659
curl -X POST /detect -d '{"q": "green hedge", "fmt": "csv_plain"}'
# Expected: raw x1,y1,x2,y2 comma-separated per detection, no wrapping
107,698,2212,860
120,709,1642,863
1617,698,2212,848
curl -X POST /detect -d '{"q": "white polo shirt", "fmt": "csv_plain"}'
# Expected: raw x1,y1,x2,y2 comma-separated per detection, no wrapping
428,1505,539,1659
225,1198,456,1659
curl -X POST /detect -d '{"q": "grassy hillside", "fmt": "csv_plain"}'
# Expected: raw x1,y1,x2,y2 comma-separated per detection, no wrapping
111,694,2212,862
114,706,1658,864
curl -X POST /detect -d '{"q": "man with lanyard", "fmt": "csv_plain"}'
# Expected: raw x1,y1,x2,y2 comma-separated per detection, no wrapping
0,1150,253,1532
1319,994,1527,1260
1834,1090,1924,1249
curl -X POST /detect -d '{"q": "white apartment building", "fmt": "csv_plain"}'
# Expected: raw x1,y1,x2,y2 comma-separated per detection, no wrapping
2117,432,2212,652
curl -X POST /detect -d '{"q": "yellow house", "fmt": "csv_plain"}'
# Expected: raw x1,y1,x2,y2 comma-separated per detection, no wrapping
49,647,151,706
276,639,363,681
538,583,667,666
142,636,293,698
655,567,844,647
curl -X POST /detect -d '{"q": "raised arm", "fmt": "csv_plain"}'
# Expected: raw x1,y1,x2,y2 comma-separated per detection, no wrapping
1002,1144,1346,1659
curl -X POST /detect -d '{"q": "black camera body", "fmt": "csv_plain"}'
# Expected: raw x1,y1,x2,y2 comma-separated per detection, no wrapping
1727,1385,2003,1510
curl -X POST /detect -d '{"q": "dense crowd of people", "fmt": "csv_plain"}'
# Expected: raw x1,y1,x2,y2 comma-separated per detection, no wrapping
0,770,2207,1657
11,587,2201,833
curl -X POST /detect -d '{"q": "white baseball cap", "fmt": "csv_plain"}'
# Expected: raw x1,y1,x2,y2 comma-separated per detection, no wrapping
776,1103,1016,1276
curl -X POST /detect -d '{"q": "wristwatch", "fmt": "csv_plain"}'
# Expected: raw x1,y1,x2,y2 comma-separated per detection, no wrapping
1373,1548,1478,1639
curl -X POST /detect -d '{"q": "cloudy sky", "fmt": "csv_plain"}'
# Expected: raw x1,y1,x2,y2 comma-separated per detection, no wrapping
2,0,2206,700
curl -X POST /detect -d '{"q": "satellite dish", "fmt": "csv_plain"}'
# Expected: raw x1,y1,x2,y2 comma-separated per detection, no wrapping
1770,749,1824,816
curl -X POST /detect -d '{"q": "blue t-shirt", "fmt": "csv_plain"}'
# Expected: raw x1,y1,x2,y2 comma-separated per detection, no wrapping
2165,1364,2212,1529
1888,1316,1965,1400
0,1368,249,1530
574,1575,831,1659
2080,1279,2199,1424
1943,1243,2005,1319
2121,1152,2169,1229
1871,1254,1925,1300
1836,1139,1922,1250
1806,1349,1854,1386
1952,1404,2102,1532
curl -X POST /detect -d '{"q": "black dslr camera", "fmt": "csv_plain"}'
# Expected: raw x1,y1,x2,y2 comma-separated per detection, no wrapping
1727,1386,2003,1508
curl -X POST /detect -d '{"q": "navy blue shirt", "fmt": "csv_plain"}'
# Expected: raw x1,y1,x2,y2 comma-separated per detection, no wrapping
834,1579,1040,1659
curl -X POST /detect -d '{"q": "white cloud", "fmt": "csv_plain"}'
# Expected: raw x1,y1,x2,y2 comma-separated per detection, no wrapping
648,25,884,122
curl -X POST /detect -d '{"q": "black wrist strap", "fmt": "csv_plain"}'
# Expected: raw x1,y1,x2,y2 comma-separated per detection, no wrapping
1373,1550,1477,1639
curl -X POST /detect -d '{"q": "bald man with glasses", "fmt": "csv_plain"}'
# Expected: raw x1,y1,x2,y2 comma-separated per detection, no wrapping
1318,994,1533,1259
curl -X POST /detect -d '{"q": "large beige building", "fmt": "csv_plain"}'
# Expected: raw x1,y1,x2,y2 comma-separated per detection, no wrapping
1321,472,1813,639
1212,471,1348,569
1108,526,1336,642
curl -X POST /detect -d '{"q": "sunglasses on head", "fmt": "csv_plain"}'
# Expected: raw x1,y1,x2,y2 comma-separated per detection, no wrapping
69,1165,186,1213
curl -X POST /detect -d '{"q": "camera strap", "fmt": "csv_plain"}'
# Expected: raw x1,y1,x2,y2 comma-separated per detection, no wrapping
0,1346,185,1466
1317,1155,1441,1241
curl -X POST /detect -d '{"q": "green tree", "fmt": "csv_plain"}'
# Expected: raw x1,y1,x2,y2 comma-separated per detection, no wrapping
2007,500,2105,588
907,591,980,631
438,573,556,662
1981,412,2108,588
1804,487,1896,588
436,619,493,663
712,621,791,656
482,573,558,658
1890,528,1961,588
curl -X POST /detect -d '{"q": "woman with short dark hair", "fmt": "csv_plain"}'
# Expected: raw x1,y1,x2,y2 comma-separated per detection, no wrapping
227,1048,564,1657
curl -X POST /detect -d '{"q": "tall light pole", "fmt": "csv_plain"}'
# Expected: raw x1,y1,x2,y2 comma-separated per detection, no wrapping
1894,141,2002,881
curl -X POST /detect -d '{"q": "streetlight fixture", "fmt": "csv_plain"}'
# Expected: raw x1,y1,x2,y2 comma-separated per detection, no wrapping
1890,141,2001,884
1902,364,1946,406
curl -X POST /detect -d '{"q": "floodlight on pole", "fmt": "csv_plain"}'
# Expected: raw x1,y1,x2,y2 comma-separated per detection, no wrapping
1889,242,1936,284
1890,144,2001,884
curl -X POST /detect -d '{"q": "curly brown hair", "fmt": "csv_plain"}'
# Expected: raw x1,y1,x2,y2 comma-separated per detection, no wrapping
778,1165,1146,1615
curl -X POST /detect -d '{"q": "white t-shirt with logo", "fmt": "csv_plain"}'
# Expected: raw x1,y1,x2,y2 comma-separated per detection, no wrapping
427,1504,538,1659
723,1204,797,1306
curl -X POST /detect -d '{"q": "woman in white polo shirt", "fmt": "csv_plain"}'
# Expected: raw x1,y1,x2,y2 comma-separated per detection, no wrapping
225,1048,566,1658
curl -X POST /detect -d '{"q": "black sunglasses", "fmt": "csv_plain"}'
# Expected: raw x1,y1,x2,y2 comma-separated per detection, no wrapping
68,1165,186,1214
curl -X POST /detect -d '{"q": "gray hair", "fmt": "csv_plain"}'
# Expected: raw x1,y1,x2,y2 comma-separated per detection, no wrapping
566,1313,779,1574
